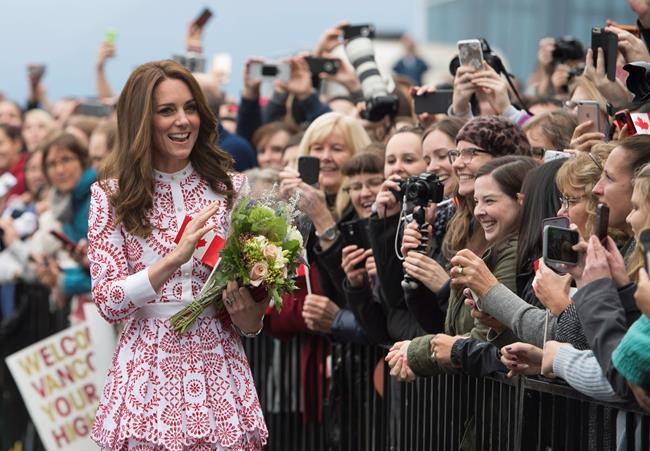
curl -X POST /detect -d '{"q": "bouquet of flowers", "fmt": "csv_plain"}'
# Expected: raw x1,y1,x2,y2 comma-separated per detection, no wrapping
170,194,305,333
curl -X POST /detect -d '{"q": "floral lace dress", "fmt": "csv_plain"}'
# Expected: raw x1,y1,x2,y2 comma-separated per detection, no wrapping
89,164,268,450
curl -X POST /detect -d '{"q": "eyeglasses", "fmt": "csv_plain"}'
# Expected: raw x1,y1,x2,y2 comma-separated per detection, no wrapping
45,155,79,171
447,148,491,164
342,176,385,193
559,194,584,209
587,152,604,171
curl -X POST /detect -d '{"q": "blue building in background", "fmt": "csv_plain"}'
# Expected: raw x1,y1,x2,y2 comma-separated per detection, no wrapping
423,0,634,82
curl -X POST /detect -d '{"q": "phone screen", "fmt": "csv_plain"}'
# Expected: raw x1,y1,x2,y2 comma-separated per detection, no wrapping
544,226,579,266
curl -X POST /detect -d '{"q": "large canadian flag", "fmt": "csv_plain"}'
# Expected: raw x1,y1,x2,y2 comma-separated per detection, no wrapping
174,216,225,267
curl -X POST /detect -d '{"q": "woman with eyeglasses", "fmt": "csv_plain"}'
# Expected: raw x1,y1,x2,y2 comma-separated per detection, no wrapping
555,143,614,238
400,117,532,330
388,155,537,380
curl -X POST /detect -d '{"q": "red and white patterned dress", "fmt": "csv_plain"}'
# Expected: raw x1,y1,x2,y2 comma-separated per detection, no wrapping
89,164,268,450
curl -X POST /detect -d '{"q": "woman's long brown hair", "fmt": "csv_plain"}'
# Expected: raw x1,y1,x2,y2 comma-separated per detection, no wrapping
100,60,234,237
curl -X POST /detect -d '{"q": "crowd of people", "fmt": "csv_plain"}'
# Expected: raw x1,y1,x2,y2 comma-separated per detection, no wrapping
2,1,650,449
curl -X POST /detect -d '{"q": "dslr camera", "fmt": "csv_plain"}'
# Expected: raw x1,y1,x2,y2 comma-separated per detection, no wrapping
552,36,585,65
392,172,444,207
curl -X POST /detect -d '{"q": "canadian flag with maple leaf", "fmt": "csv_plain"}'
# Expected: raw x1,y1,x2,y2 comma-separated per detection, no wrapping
174,215,225,268
631,113,650,135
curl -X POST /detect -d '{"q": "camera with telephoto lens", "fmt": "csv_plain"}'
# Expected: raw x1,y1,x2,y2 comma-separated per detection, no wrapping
343,24,399,122
552,36,585,64
392,172,444,207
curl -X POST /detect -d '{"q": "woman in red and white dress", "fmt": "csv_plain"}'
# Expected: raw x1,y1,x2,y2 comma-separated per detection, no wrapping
89,60,268,450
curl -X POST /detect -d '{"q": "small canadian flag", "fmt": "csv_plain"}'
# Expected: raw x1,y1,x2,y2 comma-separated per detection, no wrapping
631,113,650,135
174,215,225,268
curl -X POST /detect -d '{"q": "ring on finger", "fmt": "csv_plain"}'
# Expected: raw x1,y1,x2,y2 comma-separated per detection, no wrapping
457,266,464,275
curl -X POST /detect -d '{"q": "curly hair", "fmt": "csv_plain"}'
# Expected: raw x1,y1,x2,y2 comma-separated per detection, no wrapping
100,60,234,237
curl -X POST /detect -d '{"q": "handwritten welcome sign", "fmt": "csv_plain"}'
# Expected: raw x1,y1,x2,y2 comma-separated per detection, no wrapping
5,306,116,451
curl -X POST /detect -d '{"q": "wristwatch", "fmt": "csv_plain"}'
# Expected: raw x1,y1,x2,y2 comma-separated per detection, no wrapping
315,223,339,242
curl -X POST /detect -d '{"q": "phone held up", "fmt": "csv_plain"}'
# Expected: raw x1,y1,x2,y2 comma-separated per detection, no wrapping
413,90,453,115
304,56,340,75
50,229,77,253
543,225,579,271
594,203,609,243
193,8,213,28
577,100,601,134
297,156,320,186
457,39,484,70
591,27,618,82
614,110,637,136
339,218,371,269
640,228,650,271
249,62,291,83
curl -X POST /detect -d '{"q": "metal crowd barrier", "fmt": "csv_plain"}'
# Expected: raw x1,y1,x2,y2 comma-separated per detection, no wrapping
243,334,650,451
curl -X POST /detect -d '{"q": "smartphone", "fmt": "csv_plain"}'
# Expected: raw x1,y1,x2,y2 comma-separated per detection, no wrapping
105,28,117,45
541,217,570,272
297,156,320,186
249,62,291,83
457,39,484,70
342,24,376,40
543,225,579,269
50,229,77,252
305,56,340,75
591,27,618,82
614,110,637,135
594,203,610,242
339,218,371,250
339,219,370,269
27,64,46,80
640,228,650,270
413,90,454,115
577,100,601,134
542,216,570,231
75,100,113,117
193,8,213,28
543,150,572,163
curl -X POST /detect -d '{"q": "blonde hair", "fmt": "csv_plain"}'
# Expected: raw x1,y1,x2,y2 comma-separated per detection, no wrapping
298,112,371,159
628,163,650,282
299,112,371,218
555,143,615,236
569,76,609,116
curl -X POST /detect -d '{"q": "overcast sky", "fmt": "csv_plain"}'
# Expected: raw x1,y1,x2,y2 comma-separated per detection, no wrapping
0,0,420,102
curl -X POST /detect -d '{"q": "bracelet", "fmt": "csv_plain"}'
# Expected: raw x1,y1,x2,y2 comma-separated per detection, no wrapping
233,322,263,338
